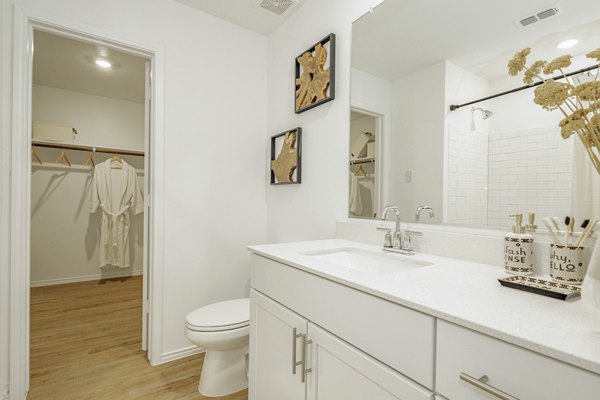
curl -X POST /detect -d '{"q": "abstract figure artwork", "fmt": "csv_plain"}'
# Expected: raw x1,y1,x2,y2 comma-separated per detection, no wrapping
295,34,336,113
271,128,302,185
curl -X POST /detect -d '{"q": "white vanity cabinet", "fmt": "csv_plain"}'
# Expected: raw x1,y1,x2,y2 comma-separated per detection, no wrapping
249,248,600,400
250,289,434,400
250,289,307,400
436,320,600,400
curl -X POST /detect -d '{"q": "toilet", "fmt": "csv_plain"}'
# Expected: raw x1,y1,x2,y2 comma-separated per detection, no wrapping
185,298,250,397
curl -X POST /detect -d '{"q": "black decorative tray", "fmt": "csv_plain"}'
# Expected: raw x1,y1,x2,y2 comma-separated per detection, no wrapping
498,275,581,300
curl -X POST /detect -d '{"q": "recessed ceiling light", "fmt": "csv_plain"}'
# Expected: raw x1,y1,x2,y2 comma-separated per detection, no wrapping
95,59,112,68
557,39,578,49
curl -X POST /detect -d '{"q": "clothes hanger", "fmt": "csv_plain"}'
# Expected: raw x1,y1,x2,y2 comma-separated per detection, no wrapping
55,149,72,167
85,148,96,167
32,148,43,165
111,154,123,169
354,165,366,176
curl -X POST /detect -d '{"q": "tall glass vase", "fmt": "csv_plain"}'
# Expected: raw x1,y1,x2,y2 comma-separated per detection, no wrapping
582,238,600,309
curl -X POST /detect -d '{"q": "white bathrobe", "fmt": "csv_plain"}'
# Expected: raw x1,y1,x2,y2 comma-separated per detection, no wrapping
90,159,143,268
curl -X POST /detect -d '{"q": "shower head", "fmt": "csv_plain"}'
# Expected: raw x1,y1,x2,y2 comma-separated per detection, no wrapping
472,107,493,120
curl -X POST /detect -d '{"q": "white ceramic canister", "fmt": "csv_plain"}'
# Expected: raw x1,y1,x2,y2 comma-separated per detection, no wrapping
504,214,534,275
504,234,534,275
550,244,586,285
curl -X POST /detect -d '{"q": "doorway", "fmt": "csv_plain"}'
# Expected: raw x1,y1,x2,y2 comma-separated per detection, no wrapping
349,108,383,219
9,11,165,397
28,29,150,396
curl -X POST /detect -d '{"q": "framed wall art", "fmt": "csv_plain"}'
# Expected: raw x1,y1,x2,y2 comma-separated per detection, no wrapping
271,127,302,185
295,33,336,114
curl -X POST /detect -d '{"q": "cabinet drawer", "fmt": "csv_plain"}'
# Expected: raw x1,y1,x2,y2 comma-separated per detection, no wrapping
436,320,600,400
251,254,435,389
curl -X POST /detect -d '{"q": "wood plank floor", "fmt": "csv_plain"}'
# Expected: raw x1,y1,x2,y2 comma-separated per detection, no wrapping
29,276,248,400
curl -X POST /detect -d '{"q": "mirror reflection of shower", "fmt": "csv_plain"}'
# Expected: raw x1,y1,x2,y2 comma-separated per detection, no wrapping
470,106,493,131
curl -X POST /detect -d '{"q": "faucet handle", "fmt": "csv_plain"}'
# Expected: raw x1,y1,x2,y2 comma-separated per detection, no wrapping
376,227,393,248
402,230,423,251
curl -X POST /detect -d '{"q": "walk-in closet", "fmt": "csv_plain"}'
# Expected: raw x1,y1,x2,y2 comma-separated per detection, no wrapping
29,30,150,398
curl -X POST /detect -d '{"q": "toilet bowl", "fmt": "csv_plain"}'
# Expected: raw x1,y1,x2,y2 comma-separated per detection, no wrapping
185,298,250,397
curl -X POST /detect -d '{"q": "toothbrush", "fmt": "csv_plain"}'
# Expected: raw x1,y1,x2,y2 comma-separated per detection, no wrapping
543,217,561,245
577,219,591,245
551,217,562,233
575,219,598,248
564,216,574,246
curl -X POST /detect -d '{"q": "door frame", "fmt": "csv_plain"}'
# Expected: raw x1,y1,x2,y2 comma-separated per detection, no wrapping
349,107,385,218
10,5,167,398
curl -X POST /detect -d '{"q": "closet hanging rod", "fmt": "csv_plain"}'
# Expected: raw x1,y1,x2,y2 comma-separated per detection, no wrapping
349,157,375,165
32,140,145,157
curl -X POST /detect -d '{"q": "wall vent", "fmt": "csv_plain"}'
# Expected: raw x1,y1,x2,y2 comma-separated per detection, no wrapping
256,0,298,16
516,5,561,27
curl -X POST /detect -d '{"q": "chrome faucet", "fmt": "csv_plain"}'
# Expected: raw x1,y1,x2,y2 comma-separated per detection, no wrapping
415,205,435,222
377,205,423,255
381,206,402,249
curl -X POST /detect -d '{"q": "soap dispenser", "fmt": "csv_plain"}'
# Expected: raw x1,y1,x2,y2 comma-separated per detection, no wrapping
504,213,534,275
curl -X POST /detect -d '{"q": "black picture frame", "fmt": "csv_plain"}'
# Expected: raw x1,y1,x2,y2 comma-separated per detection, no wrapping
294,33,336,114
270,127,302,185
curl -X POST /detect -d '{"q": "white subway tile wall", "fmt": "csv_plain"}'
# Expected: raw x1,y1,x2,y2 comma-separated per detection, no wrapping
487,125,573,228
447,125,489,225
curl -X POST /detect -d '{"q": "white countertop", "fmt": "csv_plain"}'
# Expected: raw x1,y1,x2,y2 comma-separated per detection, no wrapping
248,239,600,375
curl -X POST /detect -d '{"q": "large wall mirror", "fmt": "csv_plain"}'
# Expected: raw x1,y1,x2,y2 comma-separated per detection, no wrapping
349,0,600,231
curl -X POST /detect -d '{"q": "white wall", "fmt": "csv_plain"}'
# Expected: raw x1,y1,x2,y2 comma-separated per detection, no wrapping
30,85,145,285
33,85,145,149
389,62,445,223
2,0,269,384
266,0,385,242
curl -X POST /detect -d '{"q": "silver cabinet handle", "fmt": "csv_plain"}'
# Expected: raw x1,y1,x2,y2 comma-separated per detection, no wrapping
301,334,312,383
291,328,302,375
460,373,519,400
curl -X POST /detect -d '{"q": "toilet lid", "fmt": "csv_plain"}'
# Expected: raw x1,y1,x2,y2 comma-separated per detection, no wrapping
186,298,249,332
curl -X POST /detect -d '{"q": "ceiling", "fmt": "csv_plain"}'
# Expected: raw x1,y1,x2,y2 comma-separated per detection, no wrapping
33,31,147,103
174,0,306,35
352,0,600,82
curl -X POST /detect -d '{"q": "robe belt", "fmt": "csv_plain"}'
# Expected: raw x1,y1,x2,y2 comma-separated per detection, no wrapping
100,204,130,247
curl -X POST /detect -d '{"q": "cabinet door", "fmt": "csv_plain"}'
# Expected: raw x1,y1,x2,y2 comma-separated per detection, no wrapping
306,323,433,400
249,289,307,400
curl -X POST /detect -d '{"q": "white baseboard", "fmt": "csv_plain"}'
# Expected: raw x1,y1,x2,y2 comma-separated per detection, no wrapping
158,345,205,365
30,269,143,287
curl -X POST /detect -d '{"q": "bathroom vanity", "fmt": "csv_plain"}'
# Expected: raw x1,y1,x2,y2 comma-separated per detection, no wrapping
248,239,600,400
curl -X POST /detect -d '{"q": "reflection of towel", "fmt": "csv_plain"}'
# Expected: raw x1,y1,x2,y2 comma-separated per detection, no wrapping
349,174,363,215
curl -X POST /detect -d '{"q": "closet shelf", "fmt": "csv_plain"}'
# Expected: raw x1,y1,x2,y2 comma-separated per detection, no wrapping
32,140,145,157
349,157,375,165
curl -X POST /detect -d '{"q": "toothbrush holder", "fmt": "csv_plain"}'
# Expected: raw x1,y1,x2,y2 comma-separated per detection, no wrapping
550,244,586,285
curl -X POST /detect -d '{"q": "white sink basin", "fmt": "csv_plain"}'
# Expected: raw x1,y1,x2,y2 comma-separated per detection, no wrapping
303,248,433,275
